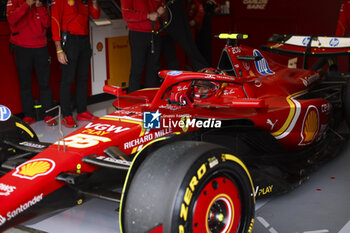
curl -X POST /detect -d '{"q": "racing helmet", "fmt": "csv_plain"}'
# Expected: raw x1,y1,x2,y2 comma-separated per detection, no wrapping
191,80,221,99
198,67,222,74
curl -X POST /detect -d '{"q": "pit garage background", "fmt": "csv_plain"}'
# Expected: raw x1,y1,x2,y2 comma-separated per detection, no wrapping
0,0,344,114
0,1,350,232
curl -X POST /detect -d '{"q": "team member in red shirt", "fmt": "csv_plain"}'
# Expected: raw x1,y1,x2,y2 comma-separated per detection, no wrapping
336,0,350,36
7,0,56,126
121,0,166,93
51,0,100,127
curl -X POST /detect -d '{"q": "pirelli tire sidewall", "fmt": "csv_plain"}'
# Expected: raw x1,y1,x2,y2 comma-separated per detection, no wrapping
121,141,255,233
0,115,38,142
170,146,255,233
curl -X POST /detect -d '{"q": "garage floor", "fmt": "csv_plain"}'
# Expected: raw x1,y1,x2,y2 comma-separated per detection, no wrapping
4,99,350,233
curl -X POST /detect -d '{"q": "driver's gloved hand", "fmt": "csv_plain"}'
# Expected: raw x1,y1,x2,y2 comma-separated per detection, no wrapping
169,92,188,106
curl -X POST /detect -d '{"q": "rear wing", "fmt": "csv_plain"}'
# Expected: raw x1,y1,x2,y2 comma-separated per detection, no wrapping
261,34,350,70
261,34,350,57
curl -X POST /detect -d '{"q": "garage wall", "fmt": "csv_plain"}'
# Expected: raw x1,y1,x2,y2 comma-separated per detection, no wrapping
209,0,344,68
0,22,22,114
0,0,346,114
231,0,343,47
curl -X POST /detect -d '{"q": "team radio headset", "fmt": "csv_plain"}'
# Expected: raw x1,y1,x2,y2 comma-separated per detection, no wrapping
151,0,176,54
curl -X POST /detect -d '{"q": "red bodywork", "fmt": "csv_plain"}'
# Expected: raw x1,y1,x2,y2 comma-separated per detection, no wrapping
0,39,333,230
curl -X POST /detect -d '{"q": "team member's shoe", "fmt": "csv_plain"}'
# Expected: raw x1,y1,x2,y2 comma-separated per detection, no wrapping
76,111,98,122
62,116,78,128
44,116,57,126
22,117,35,125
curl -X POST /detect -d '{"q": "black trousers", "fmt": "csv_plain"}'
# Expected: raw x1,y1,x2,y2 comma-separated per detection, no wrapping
128,30,161,93
14,45,53,118
161,34,179,70
196,13,213,66
60,35,92,117
165,0,208,71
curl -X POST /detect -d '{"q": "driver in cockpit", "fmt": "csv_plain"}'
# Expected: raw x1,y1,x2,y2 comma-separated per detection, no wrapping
191,80,222,100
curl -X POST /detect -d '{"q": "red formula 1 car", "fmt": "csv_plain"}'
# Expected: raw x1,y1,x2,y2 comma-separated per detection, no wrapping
0,34,349,233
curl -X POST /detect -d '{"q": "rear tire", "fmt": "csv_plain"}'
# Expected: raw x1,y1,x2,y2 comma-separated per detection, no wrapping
121,141,255,233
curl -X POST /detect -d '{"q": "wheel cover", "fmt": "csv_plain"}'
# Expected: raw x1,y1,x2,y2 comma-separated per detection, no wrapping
192,176,242,233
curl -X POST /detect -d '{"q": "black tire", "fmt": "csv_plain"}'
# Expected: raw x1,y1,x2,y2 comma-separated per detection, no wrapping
0,115,38,163
0,115,38,142
121,141,255,233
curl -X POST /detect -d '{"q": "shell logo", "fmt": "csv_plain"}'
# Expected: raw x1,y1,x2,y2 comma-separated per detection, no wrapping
96,42,103,52
13,159,55,180
299,106,319,145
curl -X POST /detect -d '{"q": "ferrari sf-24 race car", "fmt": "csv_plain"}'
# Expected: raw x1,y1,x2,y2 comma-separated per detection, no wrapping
0,33,350,233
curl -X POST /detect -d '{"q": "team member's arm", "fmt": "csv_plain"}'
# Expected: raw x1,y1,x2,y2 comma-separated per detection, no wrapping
121,0,165,22
51,0,63,42
121,0,148,22
336,2,350,36
35,0,50,29
7,0,34,25
51,0,68,64
89,0,100,19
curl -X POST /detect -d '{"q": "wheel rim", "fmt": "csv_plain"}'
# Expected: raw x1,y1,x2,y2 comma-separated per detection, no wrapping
192,176,242,233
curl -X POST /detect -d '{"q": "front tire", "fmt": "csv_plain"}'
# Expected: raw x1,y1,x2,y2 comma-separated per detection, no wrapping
121,141,255,233
0,115,38,163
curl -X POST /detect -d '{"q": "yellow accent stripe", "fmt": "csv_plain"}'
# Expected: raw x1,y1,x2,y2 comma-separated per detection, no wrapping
218,33,248,40
139,128,146,137
137,88,160,91
100,117,145,137
131,147,138,154
205,194,234,232
222,154,256,203
16,122,34,138
271,90,305,137
100,117,142,125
